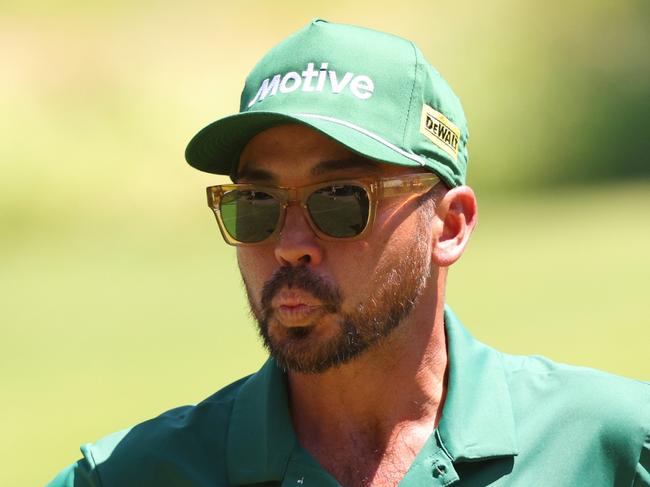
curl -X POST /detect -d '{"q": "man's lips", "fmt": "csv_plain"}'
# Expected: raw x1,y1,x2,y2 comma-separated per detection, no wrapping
271,289,324,308
270,290,328,327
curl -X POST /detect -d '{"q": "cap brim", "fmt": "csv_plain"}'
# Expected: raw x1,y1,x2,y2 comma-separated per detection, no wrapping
185,111,430,179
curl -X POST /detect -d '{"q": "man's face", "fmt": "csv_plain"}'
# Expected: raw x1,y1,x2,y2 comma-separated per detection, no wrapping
236,124,437,373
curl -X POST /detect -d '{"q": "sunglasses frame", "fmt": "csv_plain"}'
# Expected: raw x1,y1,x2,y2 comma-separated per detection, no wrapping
206,172,441,246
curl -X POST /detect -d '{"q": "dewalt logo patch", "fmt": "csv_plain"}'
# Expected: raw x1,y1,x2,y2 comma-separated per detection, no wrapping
419,105,460,161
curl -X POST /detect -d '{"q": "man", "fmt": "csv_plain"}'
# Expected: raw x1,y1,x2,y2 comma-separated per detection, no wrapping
48,19,649,487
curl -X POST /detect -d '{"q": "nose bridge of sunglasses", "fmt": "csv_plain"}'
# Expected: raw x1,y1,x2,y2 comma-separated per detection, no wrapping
282,187,302,207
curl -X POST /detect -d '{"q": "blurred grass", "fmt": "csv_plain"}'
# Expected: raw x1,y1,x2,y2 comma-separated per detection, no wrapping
2,183,649,486
1,1,649,485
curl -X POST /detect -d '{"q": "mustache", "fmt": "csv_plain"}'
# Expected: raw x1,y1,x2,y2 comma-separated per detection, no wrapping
260,266,342,316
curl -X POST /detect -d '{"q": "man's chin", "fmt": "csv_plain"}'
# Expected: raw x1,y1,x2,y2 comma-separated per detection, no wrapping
285,325,313,339
263,328,338,374
261,318,367,374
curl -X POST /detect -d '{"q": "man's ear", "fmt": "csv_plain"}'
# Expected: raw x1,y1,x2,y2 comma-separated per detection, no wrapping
431,186,478,268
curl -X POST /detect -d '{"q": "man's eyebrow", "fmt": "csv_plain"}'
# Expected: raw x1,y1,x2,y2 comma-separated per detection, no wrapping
234,167,276,183
310,157,381,177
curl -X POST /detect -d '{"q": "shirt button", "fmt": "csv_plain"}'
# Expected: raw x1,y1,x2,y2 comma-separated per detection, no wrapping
432,463,447,478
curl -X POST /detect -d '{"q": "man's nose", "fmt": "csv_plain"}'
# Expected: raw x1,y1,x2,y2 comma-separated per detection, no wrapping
274,204,324,267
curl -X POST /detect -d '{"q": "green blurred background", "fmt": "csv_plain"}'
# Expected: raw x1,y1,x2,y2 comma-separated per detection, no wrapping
1,1,649,485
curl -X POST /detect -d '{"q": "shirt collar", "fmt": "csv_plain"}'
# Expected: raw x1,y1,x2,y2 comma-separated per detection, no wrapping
437,305,519,461
226,306,518,484
227,358,297,485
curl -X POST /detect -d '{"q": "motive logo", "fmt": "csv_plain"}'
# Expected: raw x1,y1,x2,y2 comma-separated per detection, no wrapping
247,62,375,108
419,104,460,161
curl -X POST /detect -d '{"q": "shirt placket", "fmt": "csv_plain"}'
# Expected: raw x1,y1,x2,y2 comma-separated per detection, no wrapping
398,431,460,487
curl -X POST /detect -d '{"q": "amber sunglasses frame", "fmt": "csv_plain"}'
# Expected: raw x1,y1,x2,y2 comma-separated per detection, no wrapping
206,172,441,246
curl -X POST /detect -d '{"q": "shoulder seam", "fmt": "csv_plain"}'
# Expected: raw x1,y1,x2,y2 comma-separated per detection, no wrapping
83,445,105,487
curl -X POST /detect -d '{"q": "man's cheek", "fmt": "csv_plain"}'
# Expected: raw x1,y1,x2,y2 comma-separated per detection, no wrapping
237,254,263,289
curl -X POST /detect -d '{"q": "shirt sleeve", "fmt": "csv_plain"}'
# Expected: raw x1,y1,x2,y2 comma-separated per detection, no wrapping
45,457,102,487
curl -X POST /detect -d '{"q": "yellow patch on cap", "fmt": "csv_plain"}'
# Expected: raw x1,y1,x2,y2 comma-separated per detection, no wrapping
420,104,460,161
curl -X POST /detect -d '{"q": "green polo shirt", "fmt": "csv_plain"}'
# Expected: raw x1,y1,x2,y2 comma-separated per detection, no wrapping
47,307,650,486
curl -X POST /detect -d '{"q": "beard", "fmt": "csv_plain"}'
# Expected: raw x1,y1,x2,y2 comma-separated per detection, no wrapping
242,229,432,374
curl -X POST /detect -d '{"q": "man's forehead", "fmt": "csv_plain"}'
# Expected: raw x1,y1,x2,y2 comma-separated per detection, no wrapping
235,124,394,183
236,156,387,183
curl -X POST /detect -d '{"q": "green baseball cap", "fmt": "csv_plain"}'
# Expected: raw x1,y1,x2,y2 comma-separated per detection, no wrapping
185,19,469,187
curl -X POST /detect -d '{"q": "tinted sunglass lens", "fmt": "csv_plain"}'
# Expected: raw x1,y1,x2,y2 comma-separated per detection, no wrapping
220,190,280,243
307,185,370,238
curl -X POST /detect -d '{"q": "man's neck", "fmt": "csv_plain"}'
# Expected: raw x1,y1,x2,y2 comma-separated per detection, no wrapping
286,276,448,486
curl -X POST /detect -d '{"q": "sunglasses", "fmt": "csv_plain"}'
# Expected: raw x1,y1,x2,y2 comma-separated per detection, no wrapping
206,172,441,246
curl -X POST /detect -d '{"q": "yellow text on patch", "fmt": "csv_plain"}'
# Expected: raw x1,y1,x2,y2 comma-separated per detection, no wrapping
420,105,460,161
